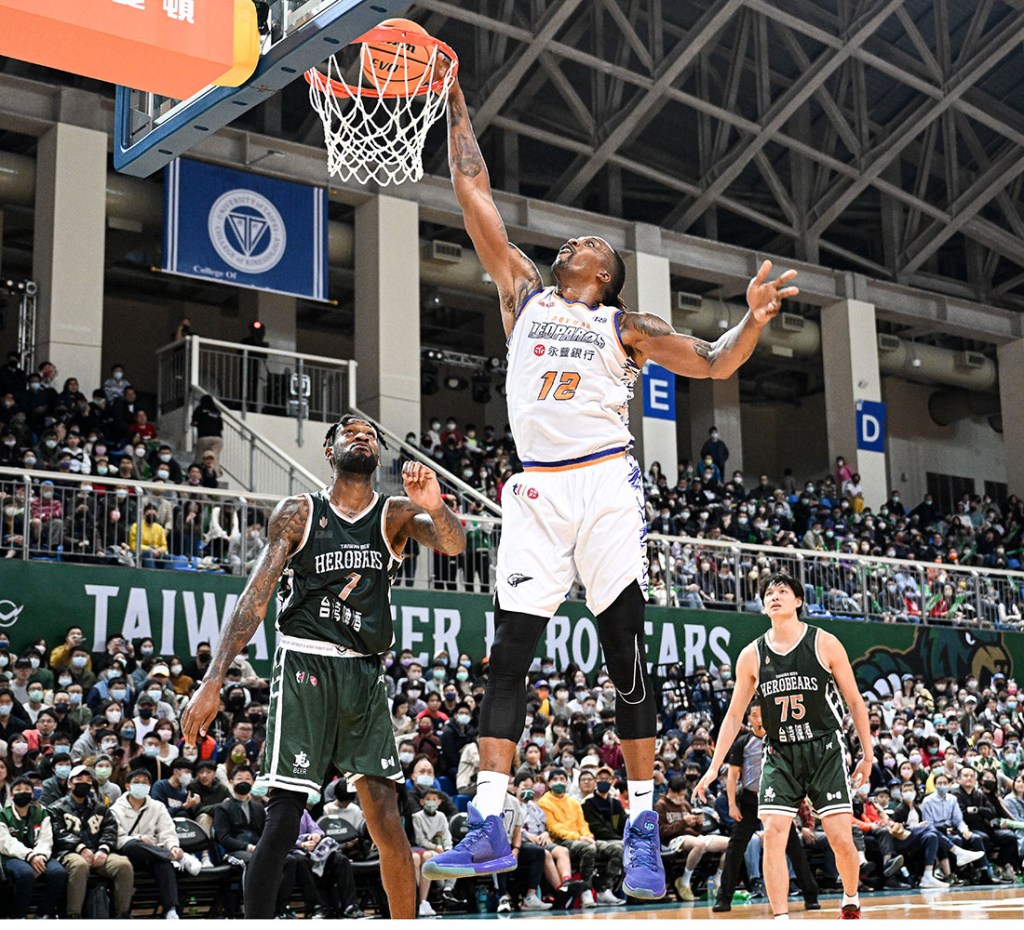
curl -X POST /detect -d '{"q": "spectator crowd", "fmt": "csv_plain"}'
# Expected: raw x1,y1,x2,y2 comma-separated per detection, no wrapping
1,621,1022,916
0,355,273,573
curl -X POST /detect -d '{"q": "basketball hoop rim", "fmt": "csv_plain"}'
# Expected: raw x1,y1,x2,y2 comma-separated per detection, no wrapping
303,27,459,100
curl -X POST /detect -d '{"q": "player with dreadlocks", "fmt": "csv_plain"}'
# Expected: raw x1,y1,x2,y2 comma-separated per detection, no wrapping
182,414,465,919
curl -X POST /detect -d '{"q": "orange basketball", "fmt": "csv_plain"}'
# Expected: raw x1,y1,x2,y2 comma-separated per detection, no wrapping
361,19,435,94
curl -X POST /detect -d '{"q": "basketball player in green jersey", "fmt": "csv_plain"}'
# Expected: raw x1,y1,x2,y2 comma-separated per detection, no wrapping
182,415,466,919
693,572,873,919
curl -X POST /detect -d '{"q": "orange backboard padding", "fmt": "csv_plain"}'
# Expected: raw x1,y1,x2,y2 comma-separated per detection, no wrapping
0,0,259,99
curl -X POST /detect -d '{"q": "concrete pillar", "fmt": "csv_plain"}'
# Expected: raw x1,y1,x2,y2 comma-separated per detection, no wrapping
998,339,1024,496
623,225,676,475
689,375,743,474
354,195,420,440
820,299,888,508
32,124,106,390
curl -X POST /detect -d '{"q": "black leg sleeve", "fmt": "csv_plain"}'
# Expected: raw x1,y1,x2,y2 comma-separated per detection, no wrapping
243,788,307,918
786,824,819,901
596,583,657,740
478,602,550,743
718,789,760,901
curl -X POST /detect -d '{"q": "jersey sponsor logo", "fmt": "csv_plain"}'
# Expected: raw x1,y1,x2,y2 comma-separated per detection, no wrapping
527,320,607,348
309,675,318,687
534,344,546,357
293,751,310,775
511,483,539,500
826,791,843,801
764,786,776,800
314,546,384,574
314,530,333,539
319,516,328,528
381,755,395,769
594,316,607,323
507,573,533,587
295,671,306,684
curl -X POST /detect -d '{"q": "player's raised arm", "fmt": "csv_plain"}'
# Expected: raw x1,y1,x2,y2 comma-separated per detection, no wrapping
818,631,874,787
447,78,541,336
619,260,798,378
181,494,309,743
692,643,759,803
387,461,466,557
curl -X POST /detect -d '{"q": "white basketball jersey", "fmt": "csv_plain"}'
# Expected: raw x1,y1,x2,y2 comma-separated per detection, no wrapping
505,287,639,468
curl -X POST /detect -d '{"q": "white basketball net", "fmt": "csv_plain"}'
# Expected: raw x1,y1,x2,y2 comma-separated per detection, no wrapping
307,41,455,186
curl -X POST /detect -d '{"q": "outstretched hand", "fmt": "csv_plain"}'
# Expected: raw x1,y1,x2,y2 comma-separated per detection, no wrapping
747,260,799,324
691,769,716,805
403,461,444,512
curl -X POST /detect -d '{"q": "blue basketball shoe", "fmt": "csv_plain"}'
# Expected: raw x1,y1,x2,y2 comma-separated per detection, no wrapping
422,803,517,878
622,810,666,899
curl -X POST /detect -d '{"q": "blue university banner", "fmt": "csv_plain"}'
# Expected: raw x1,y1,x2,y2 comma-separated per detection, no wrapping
163,159,327,300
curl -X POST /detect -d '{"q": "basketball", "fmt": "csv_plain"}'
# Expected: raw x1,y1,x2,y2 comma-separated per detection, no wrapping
361,18,435,94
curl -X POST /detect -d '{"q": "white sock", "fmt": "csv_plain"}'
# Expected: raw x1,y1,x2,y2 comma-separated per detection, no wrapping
714,869,723,886
627,779,654,822
842,893,859,908
924,865,934,876
681,867,694,885
474,771,510,818
774,914,790,920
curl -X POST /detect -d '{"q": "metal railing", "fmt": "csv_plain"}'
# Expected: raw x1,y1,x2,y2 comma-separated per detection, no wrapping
195,388,322,498
156,335,356,493
2,463,1021,630
349,405,502,517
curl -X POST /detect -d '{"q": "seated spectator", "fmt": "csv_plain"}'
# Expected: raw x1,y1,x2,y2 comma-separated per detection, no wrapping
151,758,201,819
656,774,728,901
412,788,454,916
921,772,993,881
111,767,202,919
129,504,169,569
293,803,365,919
214,765,300,918
50,765,135,919
0,775,67,918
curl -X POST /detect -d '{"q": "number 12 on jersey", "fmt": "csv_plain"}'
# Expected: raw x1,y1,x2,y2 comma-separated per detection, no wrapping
538,371,581,401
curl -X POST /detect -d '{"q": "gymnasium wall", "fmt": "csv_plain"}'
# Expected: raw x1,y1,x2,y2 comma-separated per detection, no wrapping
0,561,1016,696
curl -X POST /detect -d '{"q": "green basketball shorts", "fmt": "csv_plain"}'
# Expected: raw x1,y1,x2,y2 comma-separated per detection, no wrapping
253,635,404,803
758,730,853,819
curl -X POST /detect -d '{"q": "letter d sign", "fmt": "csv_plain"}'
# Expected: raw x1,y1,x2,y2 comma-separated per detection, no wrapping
856,400,886,453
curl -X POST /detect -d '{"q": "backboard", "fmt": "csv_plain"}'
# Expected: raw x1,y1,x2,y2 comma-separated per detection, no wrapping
114,0,410,178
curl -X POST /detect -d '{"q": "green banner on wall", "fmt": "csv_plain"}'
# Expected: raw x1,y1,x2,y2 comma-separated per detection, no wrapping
0,561,1017,696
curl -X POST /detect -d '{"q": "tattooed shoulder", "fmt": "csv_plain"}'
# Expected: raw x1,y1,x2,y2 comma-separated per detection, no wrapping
269,495,309,544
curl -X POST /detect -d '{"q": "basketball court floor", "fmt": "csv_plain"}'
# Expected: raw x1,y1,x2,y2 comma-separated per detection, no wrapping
448,884,1024,920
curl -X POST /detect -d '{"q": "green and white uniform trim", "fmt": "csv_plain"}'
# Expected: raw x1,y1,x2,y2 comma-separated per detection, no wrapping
253,490,405,802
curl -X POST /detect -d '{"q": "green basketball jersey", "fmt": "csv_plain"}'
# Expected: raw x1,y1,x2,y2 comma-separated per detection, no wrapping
276,490,401,655
754,623,845,744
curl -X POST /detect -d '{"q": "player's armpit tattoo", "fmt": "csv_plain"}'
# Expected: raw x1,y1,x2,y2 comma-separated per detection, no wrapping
692,340,713,361
620,312,673,338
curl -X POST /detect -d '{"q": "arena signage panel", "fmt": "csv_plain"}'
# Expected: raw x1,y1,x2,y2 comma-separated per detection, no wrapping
0,561,1017,691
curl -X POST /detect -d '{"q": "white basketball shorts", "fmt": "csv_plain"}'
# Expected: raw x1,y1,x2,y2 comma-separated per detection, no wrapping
495,451,649,617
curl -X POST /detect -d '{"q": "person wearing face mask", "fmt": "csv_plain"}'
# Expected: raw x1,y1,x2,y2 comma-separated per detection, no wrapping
146,443,183,484
90,752,123,805
215,765,302,918
579,767,628,905
152,759,202,819
411,788,455,916
71,716,110,763
0,774,67,918
921,771,990,882
111,767,202,919
39,751,75,805
128,504,169,569
961,768,1022,882
132,694,162,743
183,641,214,683
439,702,476,785
132,733,173,784
51,766,135,918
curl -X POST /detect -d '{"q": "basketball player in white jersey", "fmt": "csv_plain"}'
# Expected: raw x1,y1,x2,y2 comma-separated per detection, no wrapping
425,73,798,898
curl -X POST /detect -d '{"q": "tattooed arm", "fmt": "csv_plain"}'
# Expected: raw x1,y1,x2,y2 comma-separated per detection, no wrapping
180,495,308,742
619,260,799,378
447,79,541,337
387,461,466,557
